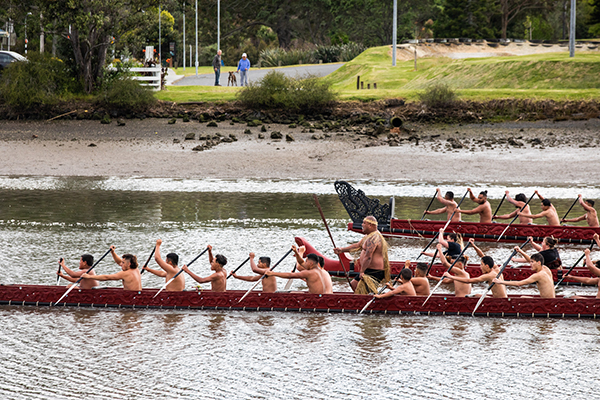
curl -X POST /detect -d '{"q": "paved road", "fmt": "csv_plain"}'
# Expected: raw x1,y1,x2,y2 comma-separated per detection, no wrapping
174,63,345,86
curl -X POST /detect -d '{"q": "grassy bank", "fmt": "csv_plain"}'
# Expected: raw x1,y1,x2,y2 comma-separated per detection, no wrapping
157,46,600,103
325,47,600,101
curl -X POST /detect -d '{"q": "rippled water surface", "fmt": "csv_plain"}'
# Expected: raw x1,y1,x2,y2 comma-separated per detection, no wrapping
0,177,599,399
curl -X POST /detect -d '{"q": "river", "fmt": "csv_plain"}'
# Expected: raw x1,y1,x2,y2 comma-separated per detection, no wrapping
0,177,598,399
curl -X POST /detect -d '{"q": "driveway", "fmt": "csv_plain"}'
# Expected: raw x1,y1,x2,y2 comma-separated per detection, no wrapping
174,63,345,86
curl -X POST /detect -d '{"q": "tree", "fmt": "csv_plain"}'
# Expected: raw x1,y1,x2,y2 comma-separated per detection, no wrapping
497,0,548,38
435,0,499,38
39,0,159,93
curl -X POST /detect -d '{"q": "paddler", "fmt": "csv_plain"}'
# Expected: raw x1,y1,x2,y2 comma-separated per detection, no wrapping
412,262,431,296
566,248,600,298
442,238,507,298
374,268,416,299
264,247,327,294
299,251,333,294
141,240,184,291
431,243,471,297
182,245,228,292
561,194,599,227
231,253,277,292
492,249,555,298
423,189,460,222
82,252,142,291
421,227,462,259
517,191,560,226
56,254,98,289
493,191,533,224
333,215,391,294
456,189,492,223
512,236,562,270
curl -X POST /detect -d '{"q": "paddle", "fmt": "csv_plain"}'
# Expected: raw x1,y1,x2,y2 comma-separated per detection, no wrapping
359,261,409,314
283,264,297,290
496,192,535,241
422,241,472,306
313,194,353,289
442,190,469,232
56,258,62,285
561,197,579,222
492,193,507,217
53,248,112,305
139,247,156,275
425,249,439,276
416,190,469,261
421,190,438,220
153,247,209,298
238,248,293,303
226,257,251,279
471,238,531,315
554,242,594,288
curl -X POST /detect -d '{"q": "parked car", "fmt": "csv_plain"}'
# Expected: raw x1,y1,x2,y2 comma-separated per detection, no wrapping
0,51,26,72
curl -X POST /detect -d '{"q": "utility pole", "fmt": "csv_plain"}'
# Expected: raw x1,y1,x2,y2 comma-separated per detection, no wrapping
217,0,220,52
183,2,186,71
159,4,162,66
569,0,576,57
392,0,397,66
195,0,198,76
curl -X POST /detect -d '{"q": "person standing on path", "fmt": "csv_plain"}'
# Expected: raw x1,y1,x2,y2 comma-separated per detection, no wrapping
237,53,250,86
212,49,222,86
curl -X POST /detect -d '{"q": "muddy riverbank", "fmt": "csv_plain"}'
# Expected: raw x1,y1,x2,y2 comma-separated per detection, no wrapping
1,115,599,185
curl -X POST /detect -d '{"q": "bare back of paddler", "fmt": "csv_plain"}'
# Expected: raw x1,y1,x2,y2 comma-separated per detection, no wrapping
423,189,460,222
57,254,98,289
493,192,533,224
562,195,599,227
82,253,142,291
142,240,184,291
518,191,560,226
493,250,555,298
231,253,277,292
435,244,471,296
457,189,492,223
266,252,325,294
412,262,431,296
443,240,506,298
374,268,416,299
334,215,387,292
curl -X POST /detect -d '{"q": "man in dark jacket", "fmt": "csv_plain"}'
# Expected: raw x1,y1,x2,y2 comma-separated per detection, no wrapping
212,49,222,86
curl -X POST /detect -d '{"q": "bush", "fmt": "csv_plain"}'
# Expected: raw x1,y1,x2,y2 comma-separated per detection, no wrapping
96,78,157,112
0,53,77,110
418,83,457,108
259,48,316,67
237,71,336,110
259,43,366,67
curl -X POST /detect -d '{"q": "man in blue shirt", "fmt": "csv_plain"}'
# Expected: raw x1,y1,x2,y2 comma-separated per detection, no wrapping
237,53,250,86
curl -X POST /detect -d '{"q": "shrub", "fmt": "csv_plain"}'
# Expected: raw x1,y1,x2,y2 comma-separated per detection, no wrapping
418,83,457,108
96,78,156,112
259,48,316,67
0,53,76,110
237,71,336,110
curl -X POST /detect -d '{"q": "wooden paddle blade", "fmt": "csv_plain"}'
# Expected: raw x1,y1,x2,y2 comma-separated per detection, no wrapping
359,297,376,314
471,292,487,316
422,278,444,306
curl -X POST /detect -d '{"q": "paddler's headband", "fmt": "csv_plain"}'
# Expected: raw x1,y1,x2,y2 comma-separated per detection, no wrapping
363,218,378,226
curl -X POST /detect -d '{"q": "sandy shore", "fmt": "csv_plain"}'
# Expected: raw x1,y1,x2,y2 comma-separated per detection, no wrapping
1,118,599,185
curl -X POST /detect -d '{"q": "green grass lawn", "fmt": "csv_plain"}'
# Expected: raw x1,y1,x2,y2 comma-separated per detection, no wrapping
158,46,600,103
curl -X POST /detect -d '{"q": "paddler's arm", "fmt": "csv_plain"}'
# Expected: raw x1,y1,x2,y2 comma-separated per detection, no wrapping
468,238,485,258
334,242,361,254
109,246,123,266
584,249,600,277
